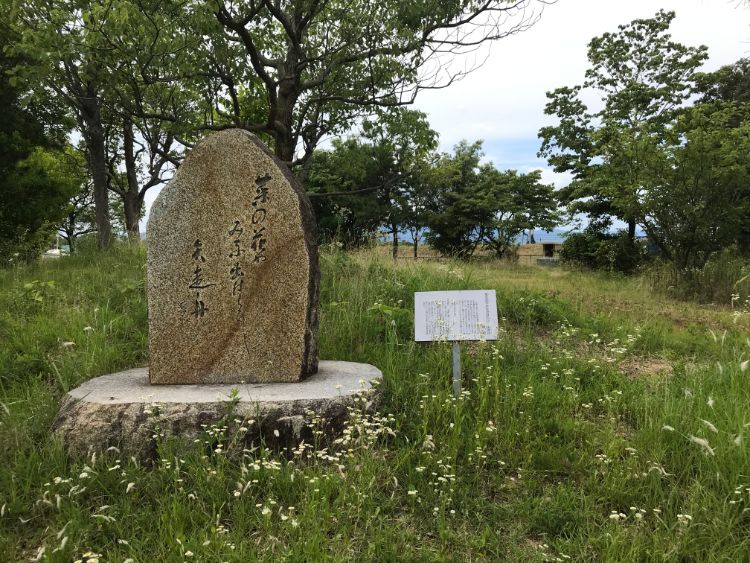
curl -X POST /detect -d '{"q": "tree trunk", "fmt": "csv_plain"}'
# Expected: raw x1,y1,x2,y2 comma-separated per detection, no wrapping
80,97,112,249
123,119,142,242
123,191,142,242
274,69,299,166
88,131,112,249
628,218,636,241
391,222,398,261
413,234,418,259
62,224,75,254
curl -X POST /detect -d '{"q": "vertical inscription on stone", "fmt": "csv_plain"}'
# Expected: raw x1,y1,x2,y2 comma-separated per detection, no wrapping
251,173,271,263
147,129,319,384
189,239,215,319
228,221,244,317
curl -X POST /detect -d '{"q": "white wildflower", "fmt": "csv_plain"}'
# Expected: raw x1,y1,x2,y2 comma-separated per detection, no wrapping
677,513,693,526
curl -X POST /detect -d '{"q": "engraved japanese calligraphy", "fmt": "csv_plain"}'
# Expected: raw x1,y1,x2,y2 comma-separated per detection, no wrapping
147,129,319,384
227,221,245,316
189,239,215,318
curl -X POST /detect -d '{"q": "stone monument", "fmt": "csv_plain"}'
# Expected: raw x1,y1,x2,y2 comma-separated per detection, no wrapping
54,129,381,458
147,128,318,384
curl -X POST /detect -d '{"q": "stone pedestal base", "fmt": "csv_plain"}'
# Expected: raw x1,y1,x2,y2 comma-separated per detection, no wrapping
54,361,381,459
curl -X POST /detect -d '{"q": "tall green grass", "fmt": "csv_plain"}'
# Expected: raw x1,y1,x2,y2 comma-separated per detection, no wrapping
645,250,750,305
0,247,749,561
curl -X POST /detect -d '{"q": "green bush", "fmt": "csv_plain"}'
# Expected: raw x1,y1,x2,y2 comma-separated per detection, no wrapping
560,229,645,273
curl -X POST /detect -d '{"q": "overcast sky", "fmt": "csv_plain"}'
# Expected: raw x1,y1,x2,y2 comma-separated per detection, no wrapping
413,0,750,190
141,0,750,229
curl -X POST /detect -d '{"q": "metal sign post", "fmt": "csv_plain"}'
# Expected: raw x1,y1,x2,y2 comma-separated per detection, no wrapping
451,341,461,397
414,290,498,397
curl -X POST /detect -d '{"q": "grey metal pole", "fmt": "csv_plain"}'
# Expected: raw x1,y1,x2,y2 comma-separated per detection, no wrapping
452,341,461,397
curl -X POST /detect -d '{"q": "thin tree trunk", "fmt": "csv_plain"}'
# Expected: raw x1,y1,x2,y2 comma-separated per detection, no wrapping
123,119,142,242
123,192,142,242
391,222,398,261
81,97,112,249
628,218,636,241
274,76,298,166
413,234,418,259
87,127,112,249
62,225,75,254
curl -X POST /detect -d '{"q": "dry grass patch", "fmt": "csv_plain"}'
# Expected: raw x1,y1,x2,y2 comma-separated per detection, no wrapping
619,357,674,379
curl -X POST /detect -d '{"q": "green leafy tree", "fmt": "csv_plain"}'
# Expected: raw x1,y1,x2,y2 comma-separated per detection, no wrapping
307,108,437,254
12,0,192,244
1,147,81,261
697,58,750,253
641,102,750,268
401,158,437,258
59,177,96,253
424,140,487,258
538,10,708,241
426,141,558,259
197,0,545,173
479,169,558,259
306,138,386,247
0,20,78,261
11,0,116,248
360,109,438,259
92,0,197,240
698,58,750,105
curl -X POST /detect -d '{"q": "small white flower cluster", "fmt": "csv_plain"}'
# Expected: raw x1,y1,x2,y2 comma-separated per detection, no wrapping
73,551,101,563
676,513,693,526
729,484,750,508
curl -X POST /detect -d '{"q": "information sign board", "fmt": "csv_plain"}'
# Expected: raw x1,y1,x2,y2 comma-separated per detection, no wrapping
414,290,498,342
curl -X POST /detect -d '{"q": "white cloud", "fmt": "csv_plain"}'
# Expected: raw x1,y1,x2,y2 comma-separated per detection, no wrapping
142,1,750,227
415,0,750,150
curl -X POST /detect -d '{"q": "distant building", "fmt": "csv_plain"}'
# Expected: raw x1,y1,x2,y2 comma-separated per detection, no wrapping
516,242,563,266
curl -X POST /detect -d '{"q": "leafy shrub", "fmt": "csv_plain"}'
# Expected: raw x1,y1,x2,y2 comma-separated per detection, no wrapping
561,229,645,273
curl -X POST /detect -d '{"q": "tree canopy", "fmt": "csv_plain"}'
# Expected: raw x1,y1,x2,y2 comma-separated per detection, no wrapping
425,141,558,259
539,10,708,240
0,20,79,260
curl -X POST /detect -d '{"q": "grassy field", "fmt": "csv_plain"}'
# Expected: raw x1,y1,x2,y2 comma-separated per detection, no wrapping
1,245,750,561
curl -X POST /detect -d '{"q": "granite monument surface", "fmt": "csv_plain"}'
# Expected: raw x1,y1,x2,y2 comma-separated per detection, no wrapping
147,129,319,384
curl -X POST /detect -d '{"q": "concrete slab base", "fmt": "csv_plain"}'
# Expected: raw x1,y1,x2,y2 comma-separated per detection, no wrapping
53,361,381,459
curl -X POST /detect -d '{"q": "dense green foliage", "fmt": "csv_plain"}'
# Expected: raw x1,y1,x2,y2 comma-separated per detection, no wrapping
540,10,750,273
308,134,558,259
2,248,750,560
424,141,558,259
0,23,78,261
307,109,438,254
5,0,543,249
560,227,646,273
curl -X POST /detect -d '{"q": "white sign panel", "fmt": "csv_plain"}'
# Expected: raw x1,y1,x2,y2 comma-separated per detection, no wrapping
414,290,499,342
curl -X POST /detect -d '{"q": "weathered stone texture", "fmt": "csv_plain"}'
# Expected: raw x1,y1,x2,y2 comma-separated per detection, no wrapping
147,129,319,384
53,363,382,459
